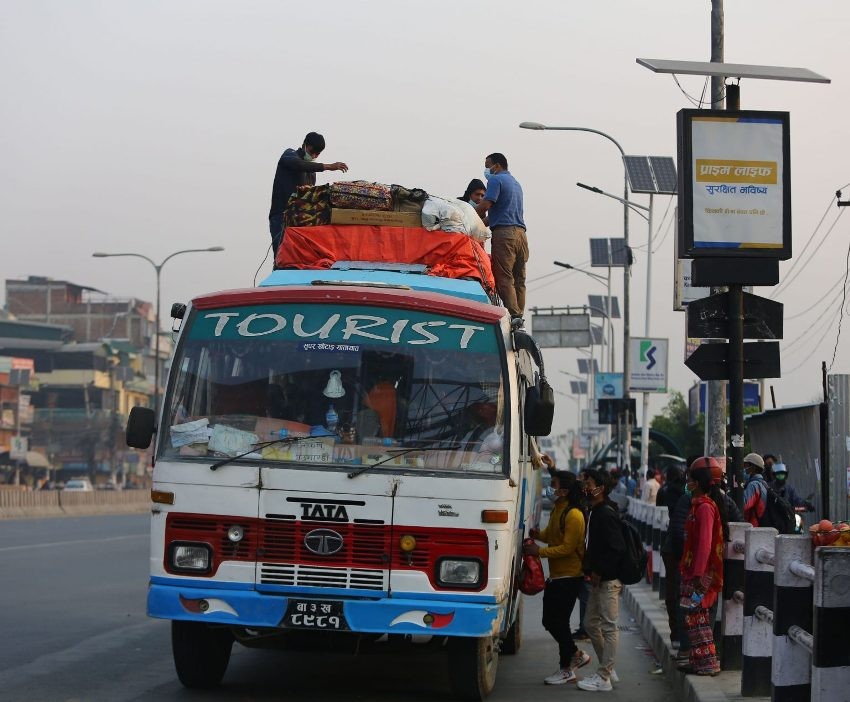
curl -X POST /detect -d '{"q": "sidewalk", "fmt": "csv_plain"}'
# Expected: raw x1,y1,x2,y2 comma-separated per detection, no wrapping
623,581,768,702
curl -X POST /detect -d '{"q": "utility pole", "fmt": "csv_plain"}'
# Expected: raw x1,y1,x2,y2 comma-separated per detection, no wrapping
705,0,728,467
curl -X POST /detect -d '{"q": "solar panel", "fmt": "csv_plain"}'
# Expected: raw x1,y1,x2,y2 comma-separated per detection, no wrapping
609,238,628,266
589,238,610,267
608,297,621,318
636,58,830,84
588,295,621,319
591,324,604,345
578,381,588,394
577,358,599,375
624,156,657,194
588,295,604,318
570,381,582,394
650,156,678,194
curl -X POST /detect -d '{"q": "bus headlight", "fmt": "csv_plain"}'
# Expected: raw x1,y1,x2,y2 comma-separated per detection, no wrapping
436,558,482,588
170,543,212,573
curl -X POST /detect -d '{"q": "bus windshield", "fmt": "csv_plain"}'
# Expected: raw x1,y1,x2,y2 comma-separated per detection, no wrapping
161,303,506,474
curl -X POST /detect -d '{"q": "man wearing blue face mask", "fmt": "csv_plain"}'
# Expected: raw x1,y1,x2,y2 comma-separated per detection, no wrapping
268,132,349,254
769,463,815,511
476,153,527,329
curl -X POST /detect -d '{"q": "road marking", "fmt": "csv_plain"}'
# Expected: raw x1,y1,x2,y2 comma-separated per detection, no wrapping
0,533,147,552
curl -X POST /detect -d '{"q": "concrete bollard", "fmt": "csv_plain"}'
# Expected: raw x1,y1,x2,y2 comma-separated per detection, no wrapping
741,526,777,697
651,505,662,592
721,521,752,671
811,546,850,700
771,534,814,702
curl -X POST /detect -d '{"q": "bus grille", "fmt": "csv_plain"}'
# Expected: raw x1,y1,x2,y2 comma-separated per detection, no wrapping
259,563,386,590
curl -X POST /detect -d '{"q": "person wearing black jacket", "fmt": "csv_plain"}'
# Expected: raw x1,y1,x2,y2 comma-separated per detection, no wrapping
658,465,686,645
268,132,348,254
576,469,626,693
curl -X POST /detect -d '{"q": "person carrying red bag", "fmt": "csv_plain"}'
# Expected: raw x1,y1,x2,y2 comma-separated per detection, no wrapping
525,471,590,685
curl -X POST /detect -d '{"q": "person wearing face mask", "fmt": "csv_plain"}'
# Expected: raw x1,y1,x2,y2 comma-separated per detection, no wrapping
576,469,625,692
769,463,814,511
678,458,728,677
526,472,591,685
475,153,527,329
268,131,349,254
458,178,487,210
762,453,778,483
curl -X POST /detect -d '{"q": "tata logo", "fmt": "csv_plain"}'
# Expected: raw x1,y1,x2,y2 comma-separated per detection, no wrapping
301,502,349,521
304,528,344,556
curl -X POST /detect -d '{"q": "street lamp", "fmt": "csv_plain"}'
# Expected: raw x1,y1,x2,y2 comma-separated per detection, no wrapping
553,261,615,372
521,120,633,471
92,247,224,416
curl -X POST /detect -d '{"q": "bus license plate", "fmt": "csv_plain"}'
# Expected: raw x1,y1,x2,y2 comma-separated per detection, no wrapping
283,599,348,630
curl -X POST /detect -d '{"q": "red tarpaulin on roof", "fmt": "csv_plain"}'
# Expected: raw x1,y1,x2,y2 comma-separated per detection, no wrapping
274,225,496,294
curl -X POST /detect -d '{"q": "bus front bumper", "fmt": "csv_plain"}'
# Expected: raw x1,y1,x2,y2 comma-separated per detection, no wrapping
148,577,502,637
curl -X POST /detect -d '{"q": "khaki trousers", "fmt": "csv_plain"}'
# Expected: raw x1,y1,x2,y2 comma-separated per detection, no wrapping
490,226,528,318
585,578,622,680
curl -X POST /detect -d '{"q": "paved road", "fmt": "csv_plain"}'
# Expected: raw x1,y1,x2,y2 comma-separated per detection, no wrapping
0,514,677,701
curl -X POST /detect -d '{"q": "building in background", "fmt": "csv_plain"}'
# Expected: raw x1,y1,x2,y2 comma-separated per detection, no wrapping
0,277,163,488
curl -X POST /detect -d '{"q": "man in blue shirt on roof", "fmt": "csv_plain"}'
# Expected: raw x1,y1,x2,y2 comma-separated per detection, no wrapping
476,153,527,328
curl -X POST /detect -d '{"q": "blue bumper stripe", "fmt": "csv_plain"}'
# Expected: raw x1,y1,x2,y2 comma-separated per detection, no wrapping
148,581,501,637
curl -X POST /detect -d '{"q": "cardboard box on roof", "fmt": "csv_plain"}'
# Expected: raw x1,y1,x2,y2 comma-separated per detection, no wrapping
331,209,422,228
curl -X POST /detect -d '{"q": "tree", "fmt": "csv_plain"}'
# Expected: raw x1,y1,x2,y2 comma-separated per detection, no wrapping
650,391,705,461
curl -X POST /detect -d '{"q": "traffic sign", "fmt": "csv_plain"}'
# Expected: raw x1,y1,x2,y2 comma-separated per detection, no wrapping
684,341,780,380
628,338,669,392
598,398,637,426
687,291,783,340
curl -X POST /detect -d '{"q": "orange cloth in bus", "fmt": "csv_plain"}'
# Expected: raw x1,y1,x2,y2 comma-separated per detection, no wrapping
274,224,495,294
365,381,397,438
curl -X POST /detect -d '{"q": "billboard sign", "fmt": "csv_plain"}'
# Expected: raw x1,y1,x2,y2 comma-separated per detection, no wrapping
594,372,624,399
10,436,28,460
674,258,711,310
531,312,592,348
677,109,791,259
629,338,669,393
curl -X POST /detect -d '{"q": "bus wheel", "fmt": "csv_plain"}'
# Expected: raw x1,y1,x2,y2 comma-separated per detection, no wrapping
447,635,499,700
172,621,234,689
501,597,522,655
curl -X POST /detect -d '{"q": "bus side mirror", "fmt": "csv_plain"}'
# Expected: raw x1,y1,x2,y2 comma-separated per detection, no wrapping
126,406,156,449
524,380,554,437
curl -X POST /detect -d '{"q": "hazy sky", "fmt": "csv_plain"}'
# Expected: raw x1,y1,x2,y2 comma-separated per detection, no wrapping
2,0,848,438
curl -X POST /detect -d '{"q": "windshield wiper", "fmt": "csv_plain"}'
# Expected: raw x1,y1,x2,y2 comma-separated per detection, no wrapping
209,435,316,471
347,441,461,479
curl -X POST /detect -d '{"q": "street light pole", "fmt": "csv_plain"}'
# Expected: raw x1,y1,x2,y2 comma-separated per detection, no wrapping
521,122,632,471
92,247,224,417
553,261,614,371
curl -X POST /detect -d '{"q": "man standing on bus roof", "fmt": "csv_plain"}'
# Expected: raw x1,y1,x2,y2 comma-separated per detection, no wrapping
268,132,349,255
476,153,527,329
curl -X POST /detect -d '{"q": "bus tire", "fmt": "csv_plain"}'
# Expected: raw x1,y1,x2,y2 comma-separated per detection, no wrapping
447,635,499,700
500,597,522,655
172,621,234,689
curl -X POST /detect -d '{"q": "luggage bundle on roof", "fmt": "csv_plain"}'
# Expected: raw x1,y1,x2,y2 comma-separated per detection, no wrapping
276,181,497,301
284,181,490,242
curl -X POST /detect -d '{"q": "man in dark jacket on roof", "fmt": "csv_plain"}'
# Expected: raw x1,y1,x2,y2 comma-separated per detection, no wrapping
268,132,348,254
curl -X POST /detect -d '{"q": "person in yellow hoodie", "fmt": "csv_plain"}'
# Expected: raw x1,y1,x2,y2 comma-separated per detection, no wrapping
525,471,591,685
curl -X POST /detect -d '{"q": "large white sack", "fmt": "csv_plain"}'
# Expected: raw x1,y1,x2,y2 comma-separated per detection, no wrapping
421,196,491,242
455,199,491,243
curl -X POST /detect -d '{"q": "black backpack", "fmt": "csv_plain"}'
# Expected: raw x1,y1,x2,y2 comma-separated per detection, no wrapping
759,484,795,534
607,505,648,585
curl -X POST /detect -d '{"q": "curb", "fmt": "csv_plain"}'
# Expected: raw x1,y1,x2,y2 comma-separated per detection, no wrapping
623,581,769,702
